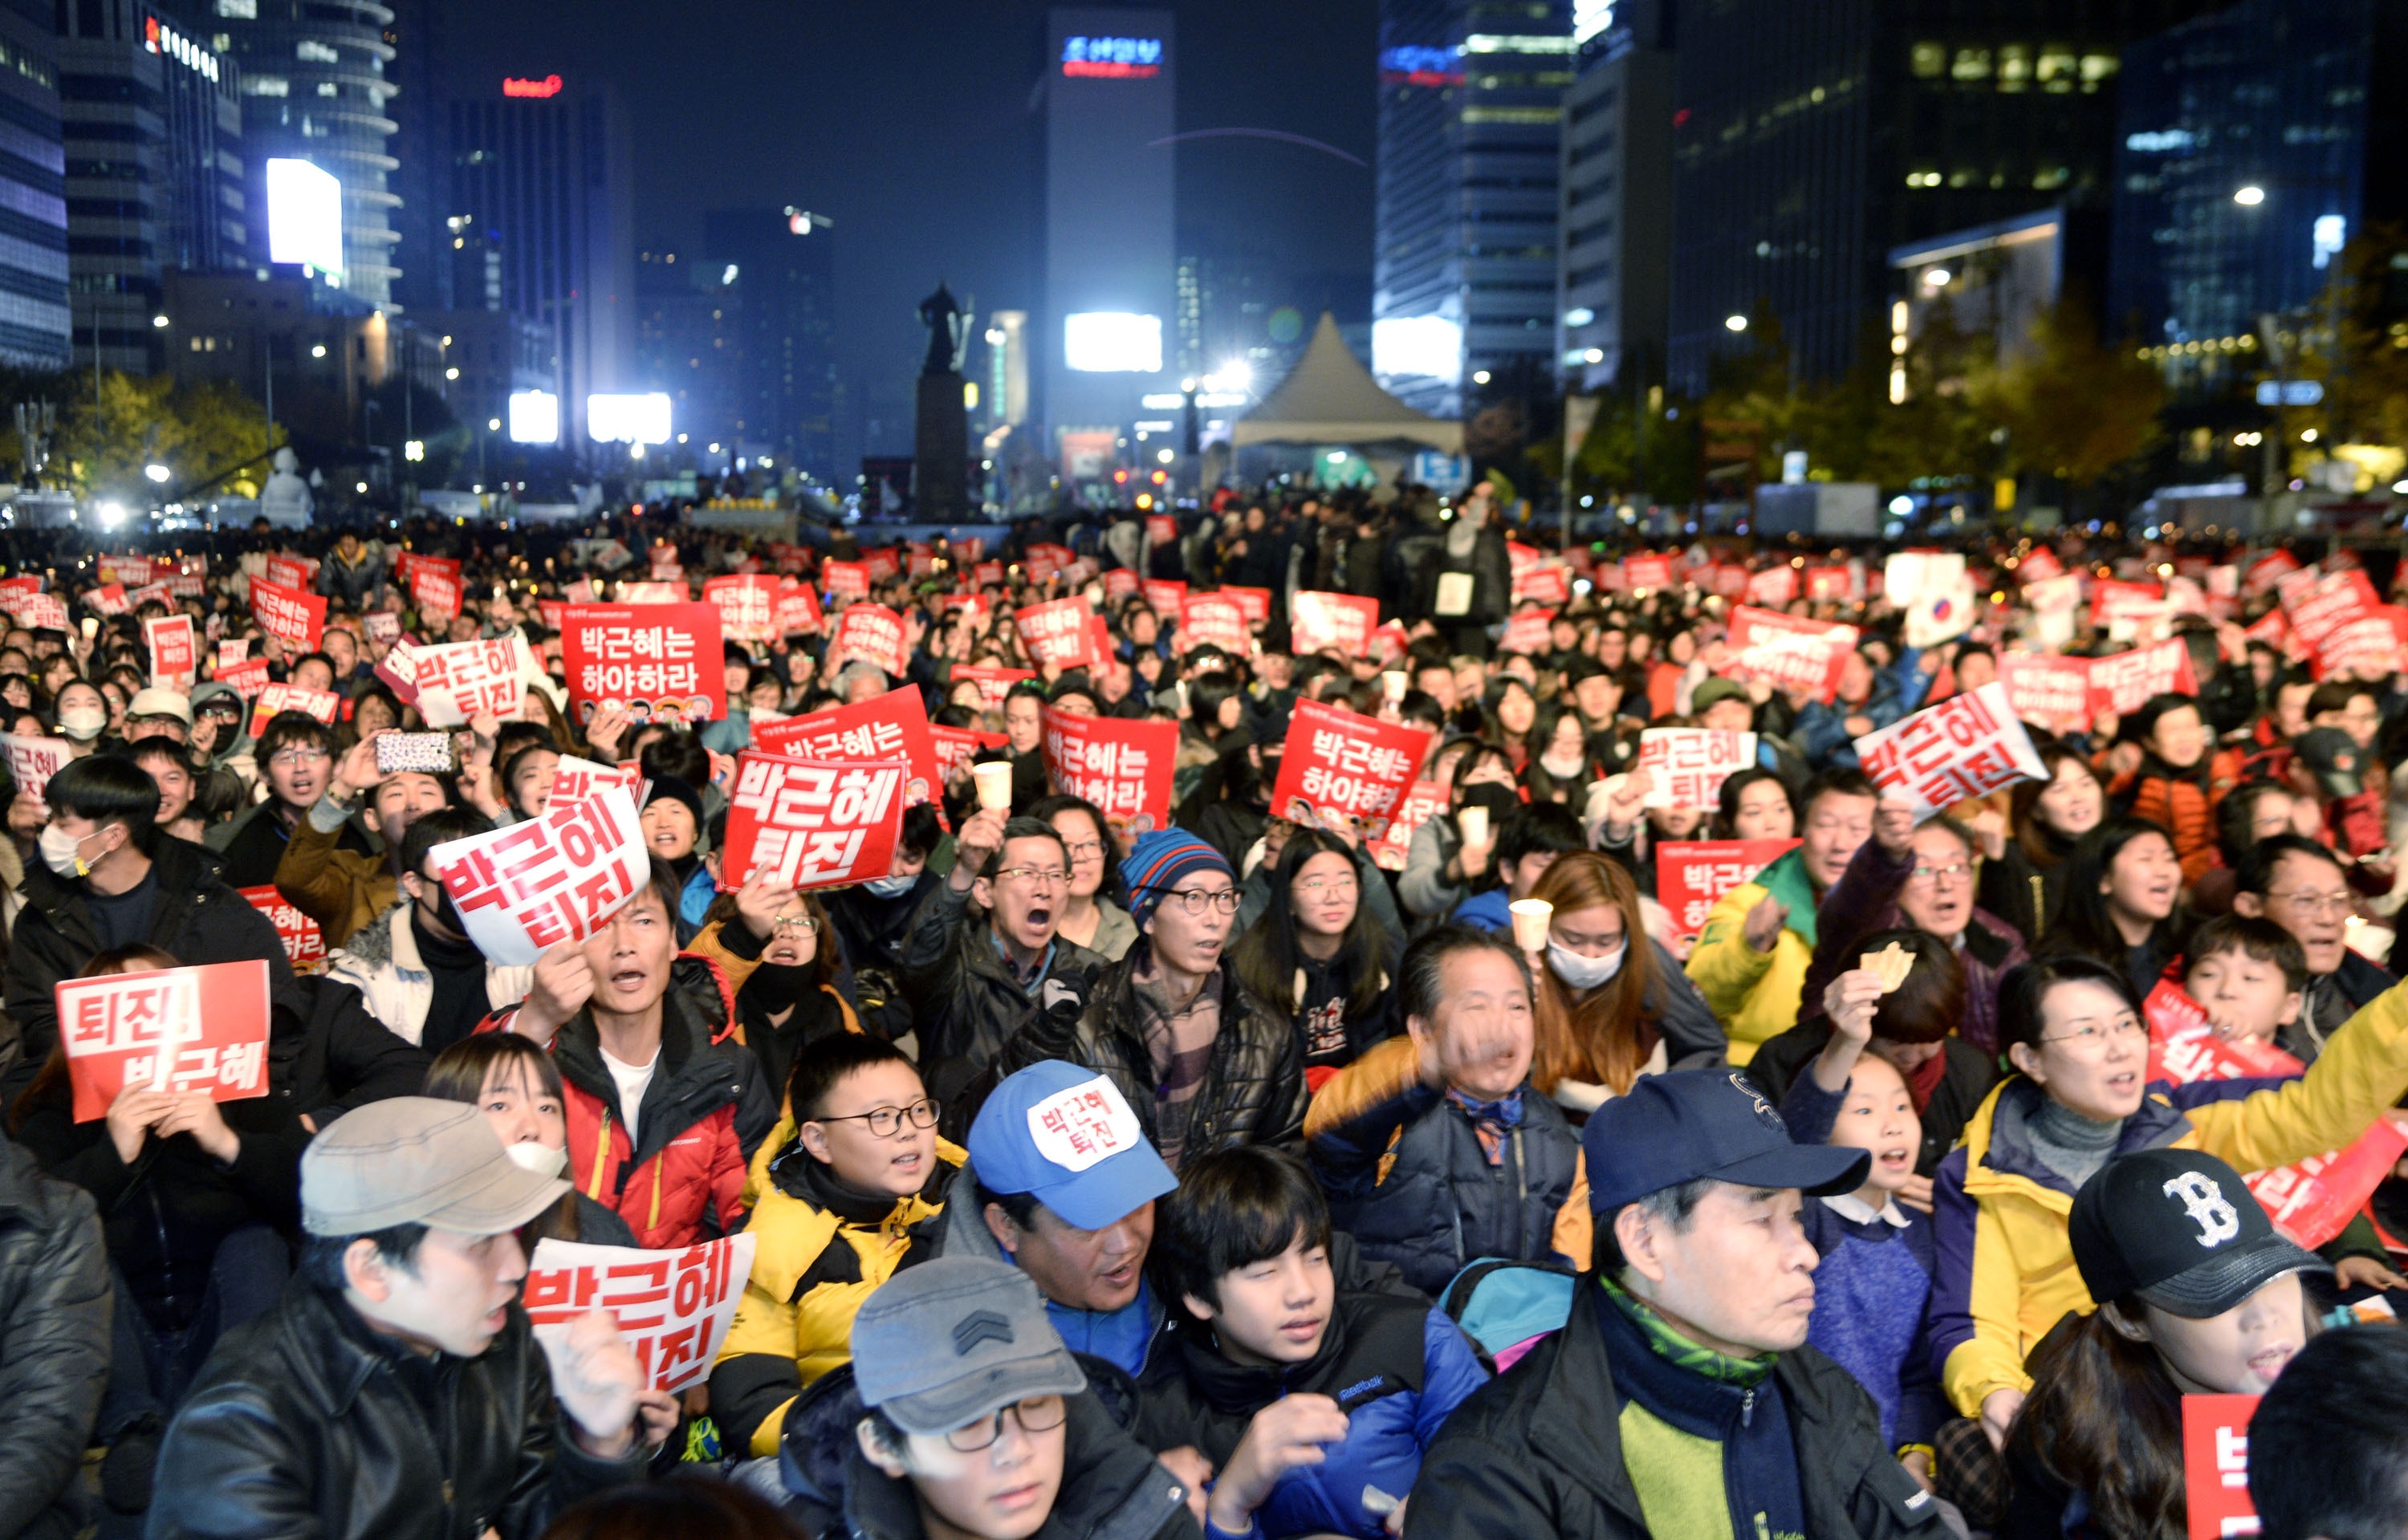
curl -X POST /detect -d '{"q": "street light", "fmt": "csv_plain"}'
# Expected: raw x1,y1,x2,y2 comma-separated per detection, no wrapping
1724,315,1749,332
405,439,425,461
143,463,169,482
2234,185,2267,205
150,315,169,329
311,343,327,358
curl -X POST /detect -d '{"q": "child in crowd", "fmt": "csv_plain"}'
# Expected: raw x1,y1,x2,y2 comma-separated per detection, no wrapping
711,1034,962,1458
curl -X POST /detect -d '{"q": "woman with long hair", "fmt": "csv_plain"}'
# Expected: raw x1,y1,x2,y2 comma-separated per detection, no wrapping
1484,675,1538,770
2043,819,2187,1000
1981,738,2105,941
1230,827,1399,1087
422,1033,636,1246
694,885,858,1109
1031,793,1137,959
1709,766,1796,841
1519,698,1595,807
1522,851,1725,1111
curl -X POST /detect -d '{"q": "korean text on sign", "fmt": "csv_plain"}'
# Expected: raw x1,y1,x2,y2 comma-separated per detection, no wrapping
410,635,532,727
57,959,273,1123
1655,839,1802,946
1267,701,1431,842
559,603,726,726
722,754,905,891
1637,729,1758,811
751,689,938,810
1039,707,1176,831
1015,597,1096,669
1723,606,1857,704
525,1234,755,1393
246,684,340,740
145,616,196,685
1290,591,1378,656
1368,778,1449,873
432,785,649,966
549,755,642,809
2179,1395,2260,1540
1853,681,2045,822
250,575,326,650
832,603,909,677
1,733,69,806
703,575,779,643
239,885,327,972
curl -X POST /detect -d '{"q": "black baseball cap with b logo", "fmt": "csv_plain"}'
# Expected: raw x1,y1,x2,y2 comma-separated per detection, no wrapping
2069,1148,2331,1319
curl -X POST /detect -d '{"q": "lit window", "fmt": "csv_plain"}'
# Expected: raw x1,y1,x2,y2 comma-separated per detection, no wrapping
244,75,288,96
1950,47,1991,81
213,0,255,14
1996,44,2029,91
2036,48,2076,91
316,82,336,95
296,40,338,63
1909,41,1944,77
2079,54,2117,83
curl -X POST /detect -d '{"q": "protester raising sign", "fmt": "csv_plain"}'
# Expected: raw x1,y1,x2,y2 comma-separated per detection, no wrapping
1655,839,1801,947
1367,778,1448,873
1142,578,1187,617
431,784,650,965
823,560,870,604
951,664,1035,711
702,574,779,643
1996,652,2093,735
2181,1394,2259,1540
526,1235,755,1394
775,579,823,636
1498,607,1556,656
1015,596,1096,670
1268,699,1431,842
1290,591,1379,656
1039,706,1175,832
250,575,326,650
831,603,909,677
410,559,462,623
753,688,939,810
239,885,327,973
1180,593,1249,654
1723,606,1857,704
409,635,535,727
559,603,726,726
1637,729,1759,811
57,959,273,1123
1,733,69,806
722,754,906,890
246,683,340,739
2088,639,2199,717
1853,681,2045,821
144,614,196,688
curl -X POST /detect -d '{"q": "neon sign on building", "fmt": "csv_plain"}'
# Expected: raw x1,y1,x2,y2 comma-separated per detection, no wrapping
502,74,563,98
1378,45,1462,87
1060,36,1163,79
144,16,222,83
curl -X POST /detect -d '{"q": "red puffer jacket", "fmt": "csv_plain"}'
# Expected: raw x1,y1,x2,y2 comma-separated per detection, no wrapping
479,955,778,1249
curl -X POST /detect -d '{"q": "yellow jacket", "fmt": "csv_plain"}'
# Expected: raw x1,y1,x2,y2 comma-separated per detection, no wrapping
1930,977,2408,1417
1682,847,1820,1065
710,1130,964,1454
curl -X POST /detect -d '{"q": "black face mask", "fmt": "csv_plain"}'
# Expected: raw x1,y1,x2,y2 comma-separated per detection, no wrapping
418,879,467,938
1462,783,1521,825
746,963,810,1011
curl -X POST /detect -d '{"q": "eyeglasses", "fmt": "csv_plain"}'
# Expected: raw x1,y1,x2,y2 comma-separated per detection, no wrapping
1060,839,1104,861
1296,877,1357,899
1908,861,1974,885
268,748,331,768
992,866,1069,889
2267,889,2353,917
944,1396,1067,1453
814,1098,940,1137
1148,886,1240,916
2039,1017,2149,1050
771,913,818,935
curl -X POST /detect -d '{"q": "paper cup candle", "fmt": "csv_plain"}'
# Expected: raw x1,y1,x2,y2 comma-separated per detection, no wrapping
972,760,1015,813
1509,899,1554,953
1458,804,1489,847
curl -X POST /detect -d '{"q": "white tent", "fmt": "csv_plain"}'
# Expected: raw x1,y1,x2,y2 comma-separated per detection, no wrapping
1230,312,1464,453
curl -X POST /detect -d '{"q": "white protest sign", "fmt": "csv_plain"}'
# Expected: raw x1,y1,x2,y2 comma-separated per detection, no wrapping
430,784,648,965
1637,729,1758,811
1,733,71,806
1852,681,2046,822
524,1233,755,1393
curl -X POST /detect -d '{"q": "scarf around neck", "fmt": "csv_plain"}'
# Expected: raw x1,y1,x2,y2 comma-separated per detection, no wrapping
1599,1272,1776,1388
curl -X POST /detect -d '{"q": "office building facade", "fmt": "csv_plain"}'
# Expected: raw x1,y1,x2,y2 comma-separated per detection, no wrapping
1373,0,1572,418
699,208,836,482
59,0,241,375
1556,0,1670,391
209,0,399,307
1041,7,1174,469
1662,1,2225,394
0,2,65,368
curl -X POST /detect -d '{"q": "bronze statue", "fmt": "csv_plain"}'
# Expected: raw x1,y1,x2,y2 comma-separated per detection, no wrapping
917,282,970,376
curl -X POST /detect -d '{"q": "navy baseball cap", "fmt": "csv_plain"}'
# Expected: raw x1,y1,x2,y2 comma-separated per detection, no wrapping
1583,1069,1869,1214
967,1061,1178,1231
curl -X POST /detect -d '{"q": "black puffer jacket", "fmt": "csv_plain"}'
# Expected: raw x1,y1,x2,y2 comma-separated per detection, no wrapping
266,973,433,1126
148,1280,648,1540
2,837,293,1099
983,941,1308,1170
0,1136,110,1540
898,880,1104,1108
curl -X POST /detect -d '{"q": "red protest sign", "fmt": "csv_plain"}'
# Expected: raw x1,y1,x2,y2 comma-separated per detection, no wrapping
1708,563,1751,599
1269,699,1432,842
1725,606,1857,704
58,959,272,1123
246,683,339,739
2144,980,2304,1083
703,575,780,643
1507,541,1540,582
127,582,172,612
2087,640,2198,717
973,560,1005,587
1368,778,1448,872
824,560,870,604
1746,566,1798,606
929,723,983,786
2243,550,2300,597
753,689,939,810
1290,591,1379,656
1015,597,1096,669
239,885,327,972
1,733,69,805
860,548,901,583
144,615,196,687
1854,681,2046,821
1142,578,1187,617
215,659,270,700
1180,593,1249,654
2311,607,2406,681
1499,607,1556,656
251,576,326,651
2015,547,2064,583
952,664,1036,711
97,555,151,586
1515,564,1571,606
433,785,649,965
87,584,128,616
775,579,823,636
1804,564,1856,601
2087,578,2163,628
1027,542,1074,576
1103,567,1138,601
1639,729,1758,811
2247,1120,2408,1249
831,603,909,677
559,603,726,727
1220,586,1271,625
411,563,462,623
1624,554,1675,591
2181,1394,2260,1540
1997,652,2093,733
722,754,906,890
548,756,642,811
410,636,533,727
525,1233,755,1393
1146,513,1176,546
262,553,316,591
11,592,64,631
1039,706,1176,832
1655,838,1801,946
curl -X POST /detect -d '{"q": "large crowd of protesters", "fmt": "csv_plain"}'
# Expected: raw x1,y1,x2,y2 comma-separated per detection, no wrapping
0,482,2403,1540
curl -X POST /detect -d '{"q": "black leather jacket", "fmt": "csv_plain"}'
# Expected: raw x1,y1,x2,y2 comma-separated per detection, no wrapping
148,1281,647,1540
0,1136,110,1540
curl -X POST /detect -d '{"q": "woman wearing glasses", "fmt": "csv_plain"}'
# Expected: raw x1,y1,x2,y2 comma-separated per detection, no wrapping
713,887,860,1116
1230,827,1402,1088
1030,794,1137,962
1930,953,2408,1481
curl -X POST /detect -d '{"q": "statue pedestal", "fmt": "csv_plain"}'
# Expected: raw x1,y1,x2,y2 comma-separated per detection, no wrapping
913,372,968,520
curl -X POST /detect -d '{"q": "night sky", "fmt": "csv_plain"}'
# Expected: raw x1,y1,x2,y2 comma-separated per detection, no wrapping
445,0,1379,412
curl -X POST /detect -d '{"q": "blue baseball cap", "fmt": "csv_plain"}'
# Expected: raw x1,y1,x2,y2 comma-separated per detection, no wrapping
1583,1069,1869,1214
967,1061,1178,1231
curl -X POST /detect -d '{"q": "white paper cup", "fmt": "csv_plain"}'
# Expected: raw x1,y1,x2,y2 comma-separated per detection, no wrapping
1381,669,1407,701
1510,899,1554,953
1457,805,1489,847
973,761,1015,813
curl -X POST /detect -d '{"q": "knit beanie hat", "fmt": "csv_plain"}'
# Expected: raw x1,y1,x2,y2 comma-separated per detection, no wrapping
643,775,708,847
1120,828,1235,932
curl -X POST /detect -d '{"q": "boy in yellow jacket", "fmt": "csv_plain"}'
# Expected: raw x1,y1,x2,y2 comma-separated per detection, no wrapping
708,1034,962,1456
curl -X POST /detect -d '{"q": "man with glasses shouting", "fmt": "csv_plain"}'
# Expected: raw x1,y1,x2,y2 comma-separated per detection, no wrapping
903,807,1107,1111
2234,832,2398,1063
207,713,375,888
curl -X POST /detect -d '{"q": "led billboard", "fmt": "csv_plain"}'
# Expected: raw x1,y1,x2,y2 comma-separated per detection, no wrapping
507,390,560,445
586,392,672,445
1063,312,1163,373
1372,315,1463,381
264,159,344,276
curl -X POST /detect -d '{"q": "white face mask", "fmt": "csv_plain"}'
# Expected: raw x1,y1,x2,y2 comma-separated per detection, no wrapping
57,705,105,742
1547,937,1625,990
862,873,917,898
38,823,98,879
503,1141,567,1178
